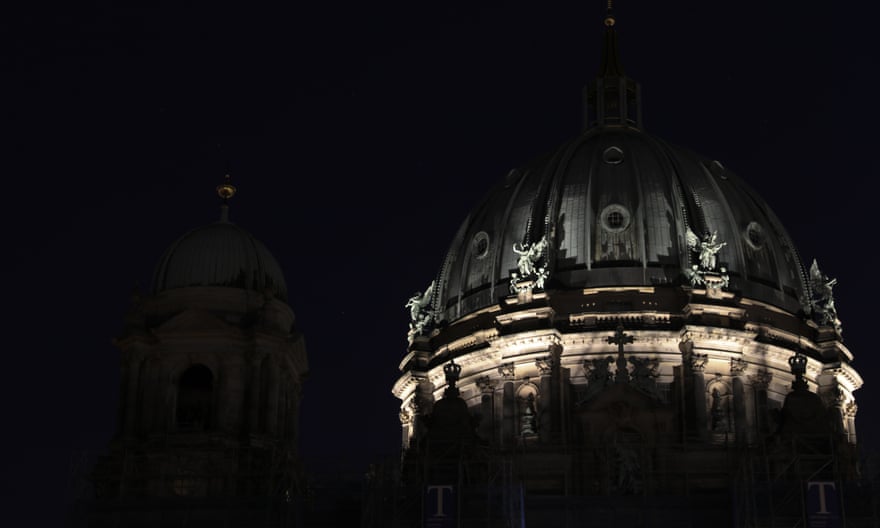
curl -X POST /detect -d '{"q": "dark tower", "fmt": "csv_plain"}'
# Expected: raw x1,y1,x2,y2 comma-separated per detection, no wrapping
77,178,308,527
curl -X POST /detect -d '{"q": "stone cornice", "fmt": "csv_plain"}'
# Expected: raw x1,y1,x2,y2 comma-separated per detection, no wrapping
495,306,555,327
684,302,747,320
569,311,673,328
392,372,424,400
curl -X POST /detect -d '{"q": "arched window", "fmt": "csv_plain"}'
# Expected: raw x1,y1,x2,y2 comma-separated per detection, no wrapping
176,364,213,430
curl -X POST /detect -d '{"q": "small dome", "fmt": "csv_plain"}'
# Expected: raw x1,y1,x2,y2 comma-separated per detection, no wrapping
152,221,288,300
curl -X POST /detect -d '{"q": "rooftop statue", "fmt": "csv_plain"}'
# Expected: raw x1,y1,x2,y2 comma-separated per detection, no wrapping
406,280,436,343
684,228,729,292
686,228,726,271
809,259,841,334
510,234,550,293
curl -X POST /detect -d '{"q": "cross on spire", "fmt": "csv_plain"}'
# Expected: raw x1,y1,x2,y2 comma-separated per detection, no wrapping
607,323,634,383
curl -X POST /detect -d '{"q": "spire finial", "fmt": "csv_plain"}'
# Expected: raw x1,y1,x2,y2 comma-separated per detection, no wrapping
604,0,615,26
598,0,624,77
216,174,236,222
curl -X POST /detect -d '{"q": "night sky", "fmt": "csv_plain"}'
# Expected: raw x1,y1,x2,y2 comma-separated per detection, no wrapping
4,3,878,525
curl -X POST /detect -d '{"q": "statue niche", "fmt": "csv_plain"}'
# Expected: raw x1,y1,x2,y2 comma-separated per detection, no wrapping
706,379,734,441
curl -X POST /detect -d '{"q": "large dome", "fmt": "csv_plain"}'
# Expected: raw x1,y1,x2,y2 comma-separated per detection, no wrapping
152,220,288,300
433,126,810,324
392,15,860,518
425,16,812,327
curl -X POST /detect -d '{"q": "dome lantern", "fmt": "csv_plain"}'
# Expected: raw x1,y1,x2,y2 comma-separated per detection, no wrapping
584,5,643,130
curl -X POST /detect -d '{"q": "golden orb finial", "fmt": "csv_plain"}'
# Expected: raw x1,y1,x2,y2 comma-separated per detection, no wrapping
216,173,236,202
604,0,615,26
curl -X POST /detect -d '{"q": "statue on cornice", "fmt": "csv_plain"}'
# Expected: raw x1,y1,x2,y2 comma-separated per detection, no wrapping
510,234,550,293
808,259,841,334
686,228,726,271
406,279,436,343
684,228,729,291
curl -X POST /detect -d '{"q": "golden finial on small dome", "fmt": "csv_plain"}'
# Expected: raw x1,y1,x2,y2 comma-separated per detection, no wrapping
217,174,236,222
216,173,237,202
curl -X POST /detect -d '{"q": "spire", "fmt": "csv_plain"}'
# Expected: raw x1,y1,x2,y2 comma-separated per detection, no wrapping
216,173,236,222
599,1,624,77
583,2,643,130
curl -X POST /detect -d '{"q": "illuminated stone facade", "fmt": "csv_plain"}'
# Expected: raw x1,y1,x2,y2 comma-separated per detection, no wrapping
388,11,868,527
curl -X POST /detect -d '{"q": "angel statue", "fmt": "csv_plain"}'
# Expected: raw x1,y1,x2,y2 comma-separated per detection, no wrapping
686,228,726,271
809,259,840,332
510,234,551,293
512,235,548,278
406,280,436,343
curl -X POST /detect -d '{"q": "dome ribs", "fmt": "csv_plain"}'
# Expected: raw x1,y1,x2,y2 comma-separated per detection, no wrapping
700,160,748,285
737,178,811,311
492,167,531,301
431,129,810,324
628,135,649,273
152,223,288,300
641,133,695,275
542,138,584,282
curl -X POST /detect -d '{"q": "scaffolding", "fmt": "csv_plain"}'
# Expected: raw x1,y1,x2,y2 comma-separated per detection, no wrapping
362,434,879,528
70,440,303,528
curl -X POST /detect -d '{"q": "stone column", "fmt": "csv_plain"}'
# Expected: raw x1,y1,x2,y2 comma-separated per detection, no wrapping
537,359,553,441
122,352,143,437
689,352,709,440
499,363,516,448
286,382,301,442
844,402,858,444
730,358,747,445
749,369,773,436
247,355,262,433
399,404,414,450
410,376,434,446
476,376,495,443
265,357,280,435
537,344,563,442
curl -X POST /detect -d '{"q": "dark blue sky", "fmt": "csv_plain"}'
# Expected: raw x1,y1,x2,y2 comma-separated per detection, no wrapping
4,3,878,525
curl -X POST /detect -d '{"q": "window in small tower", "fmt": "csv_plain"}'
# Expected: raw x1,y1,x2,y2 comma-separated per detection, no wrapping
176,364,214,430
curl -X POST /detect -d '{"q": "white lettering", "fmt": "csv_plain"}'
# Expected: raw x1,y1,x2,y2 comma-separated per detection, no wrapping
426,485,453,517
808,481,836,515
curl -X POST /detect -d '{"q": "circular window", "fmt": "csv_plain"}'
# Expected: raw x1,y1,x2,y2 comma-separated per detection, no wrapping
600,204,631,233
603,146,624,165
744,222,765,250
472,231,490,259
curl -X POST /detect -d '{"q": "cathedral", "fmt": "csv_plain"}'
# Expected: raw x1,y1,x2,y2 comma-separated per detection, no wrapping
73,7,877,528
378,9,875,528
